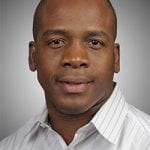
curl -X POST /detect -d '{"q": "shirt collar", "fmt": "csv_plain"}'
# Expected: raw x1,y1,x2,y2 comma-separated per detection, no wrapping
91,84,128,145
37,106,49,128
24,106,49,137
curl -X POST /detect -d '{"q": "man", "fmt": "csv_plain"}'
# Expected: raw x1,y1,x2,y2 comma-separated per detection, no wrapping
0,0,150,149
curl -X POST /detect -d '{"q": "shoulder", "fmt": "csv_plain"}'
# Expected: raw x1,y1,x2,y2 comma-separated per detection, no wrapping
125,104,150,149
127,104,150,134
0,114,40,150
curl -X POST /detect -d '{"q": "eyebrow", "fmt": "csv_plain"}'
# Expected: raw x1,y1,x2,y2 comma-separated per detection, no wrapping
42,29,68,37
86,31,110,40
42,29,110,40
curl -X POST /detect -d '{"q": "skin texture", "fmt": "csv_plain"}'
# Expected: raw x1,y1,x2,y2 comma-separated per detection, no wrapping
29,0,120,144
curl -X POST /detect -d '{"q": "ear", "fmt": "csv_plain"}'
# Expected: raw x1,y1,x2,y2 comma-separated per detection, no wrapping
28,41,37,72
114,43,120,73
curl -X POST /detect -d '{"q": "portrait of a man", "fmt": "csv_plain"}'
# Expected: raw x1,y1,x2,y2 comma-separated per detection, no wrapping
0,0,150,149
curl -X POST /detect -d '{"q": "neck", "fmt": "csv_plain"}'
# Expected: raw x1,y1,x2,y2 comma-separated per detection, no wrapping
47,101,105,145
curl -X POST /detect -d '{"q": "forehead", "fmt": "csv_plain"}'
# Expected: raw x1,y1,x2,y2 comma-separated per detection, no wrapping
38,0,114,39
41,0,112,20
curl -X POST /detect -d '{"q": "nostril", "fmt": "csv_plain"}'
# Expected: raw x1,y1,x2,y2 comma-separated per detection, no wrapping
80,63,88,68
63,62,71,67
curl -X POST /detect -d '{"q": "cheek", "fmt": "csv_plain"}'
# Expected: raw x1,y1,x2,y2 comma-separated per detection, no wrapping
92,51,115,74
36,52,60,89
91,56,114,99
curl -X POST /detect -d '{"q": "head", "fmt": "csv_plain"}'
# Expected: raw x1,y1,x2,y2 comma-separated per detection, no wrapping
29,0,120,115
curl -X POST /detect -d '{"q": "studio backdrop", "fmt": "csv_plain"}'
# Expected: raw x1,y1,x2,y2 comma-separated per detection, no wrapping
0,0,150,140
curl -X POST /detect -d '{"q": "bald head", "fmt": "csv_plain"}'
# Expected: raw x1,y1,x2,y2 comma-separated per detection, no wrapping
32,0,117,41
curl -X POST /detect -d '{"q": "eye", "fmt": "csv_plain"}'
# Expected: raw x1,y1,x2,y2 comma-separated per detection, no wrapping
48,39,65,49
87,39,104,50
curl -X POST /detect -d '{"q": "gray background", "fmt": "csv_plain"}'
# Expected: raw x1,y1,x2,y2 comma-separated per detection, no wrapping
0,0,150,140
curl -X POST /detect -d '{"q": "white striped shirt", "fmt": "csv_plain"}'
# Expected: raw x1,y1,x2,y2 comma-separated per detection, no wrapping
0,84,150,150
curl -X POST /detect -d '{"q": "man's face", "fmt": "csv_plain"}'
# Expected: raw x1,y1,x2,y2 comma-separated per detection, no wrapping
29,0,120,115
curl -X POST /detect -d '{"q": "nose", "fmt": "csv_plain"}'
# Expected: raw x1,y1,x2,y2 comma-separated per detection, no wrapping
60,43,90,69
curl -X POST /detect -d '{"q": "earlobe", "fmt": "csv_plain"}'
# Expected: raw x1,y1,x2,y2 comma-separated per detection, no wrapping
114,43,120,73
28,41,37,72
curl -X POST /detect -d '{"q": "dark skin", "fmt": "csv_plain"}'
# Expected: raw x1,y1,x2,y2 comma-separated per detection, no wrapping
29,0,120,145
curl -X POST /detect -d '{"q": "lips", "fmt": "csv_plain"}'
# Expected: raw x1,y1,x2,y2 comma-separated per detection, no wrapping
57,76,94,93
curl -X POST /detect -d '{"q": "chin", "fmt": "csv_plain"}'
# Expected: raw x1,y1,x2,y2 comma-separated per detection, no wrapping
53,97,93,115
58,106,89,115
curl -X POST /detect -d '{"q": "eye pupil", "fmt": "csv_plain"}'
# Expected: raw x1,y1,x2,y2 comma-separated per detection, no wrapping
92,40,99,45
54,39,60,44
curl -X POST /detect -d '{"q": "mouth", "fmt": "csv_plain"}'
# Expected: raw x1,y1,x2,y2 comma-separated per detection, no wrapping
57,76,94,94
